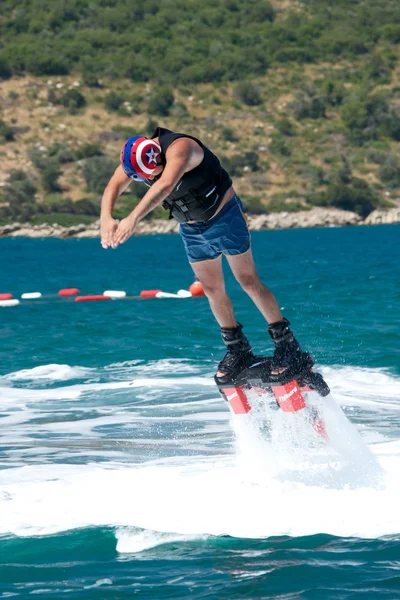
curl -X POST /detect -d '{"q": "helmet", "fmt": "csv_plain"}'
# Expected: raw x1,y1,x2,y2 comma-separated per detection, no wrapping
120,136,162,181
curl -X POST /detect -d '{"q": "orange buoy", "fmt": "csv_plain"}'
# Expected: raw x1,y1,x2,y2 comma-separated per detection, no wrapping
0,293,13,300
59,288,79,296
75,295,111,302
140,289,162,298
189,281,205,297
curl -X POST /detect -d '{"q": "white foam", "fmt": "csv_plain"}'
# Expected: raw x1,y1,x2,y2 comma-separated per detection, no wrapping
115,527,204,553
321,365,400,408
0,448,398,542
106,358,202,378
1,364,95,383
129,376,214,389
0,363,399,545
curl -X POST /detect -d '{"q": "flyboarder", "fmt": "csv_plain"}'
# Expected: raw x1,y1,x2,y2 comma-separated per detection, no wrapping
100,128,303,383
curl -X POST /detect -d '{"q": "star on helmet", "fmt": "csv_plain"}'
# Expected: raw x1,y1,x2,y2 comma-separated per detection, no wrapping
146,147,159,164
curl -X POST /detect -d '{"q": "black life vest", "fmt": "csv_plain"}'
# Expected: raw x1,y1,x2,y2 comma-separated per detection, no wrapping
147,127,232,223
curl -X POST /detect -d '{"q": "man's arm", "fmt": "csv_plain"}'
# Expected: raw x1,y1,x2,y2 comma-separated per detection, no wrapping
101,165,132,219
100,165,132,248
112,138,203,246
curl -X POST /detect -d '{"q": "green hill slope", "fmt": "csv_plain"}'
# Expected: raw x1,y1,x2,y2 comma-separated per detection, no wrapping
0,0,399,225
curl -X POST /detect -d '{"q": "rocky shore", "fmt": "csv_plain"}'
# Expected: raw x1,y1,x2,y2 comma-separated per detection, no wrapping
0,207,399,238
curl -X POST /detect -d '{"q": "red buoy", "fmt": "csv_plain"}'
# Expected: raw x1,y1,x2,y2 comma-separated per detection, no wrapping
75,295,111,302
189,281,205,297
59,288,79,296
0,293,13,300
140,289,162,298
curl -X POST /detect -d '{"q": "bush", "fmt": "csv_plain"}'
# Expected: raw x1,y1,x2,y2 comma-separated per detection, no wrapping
28,147,48,170
276,118,296,136
242,195,266,214
363,54,393,84
366,148,387,165
379,24,400,44
59,88,86,113
26,55,69,76
81,59,102,88
269,135,291,156
292,95,326,120
104,91,124,112
148,86,174,116
222,151,260,176
0,120,14,142
0,55,12,80
170,101,189,117
48,142,75,164
39,196,74,214
5,170,37,204
82,156,117,194
320,79,346,107
379,155,400,188
75,144,104,160
313,178,381,217
73,198,99,215
233,81,262,106
1,170,38,221
41,161,62,193
268,197,307,212
384,110,400,141
220,126,238,141
332,156,352,185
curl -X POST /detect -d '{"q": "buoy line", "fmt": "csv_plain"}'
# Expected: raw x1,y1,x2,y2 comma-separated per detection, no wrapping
0,281,206,307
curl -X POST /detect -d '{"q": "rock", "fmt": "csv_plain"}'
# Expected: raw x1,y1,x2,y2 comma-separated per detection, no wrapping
362,208,400,226
0,207,398,239
0,223,21,235
62,224,87,237
247,208,363,230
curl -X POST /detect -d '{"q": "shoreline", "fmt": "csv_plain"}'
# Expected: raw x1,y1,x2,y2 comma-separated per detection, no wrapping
0,207,399,238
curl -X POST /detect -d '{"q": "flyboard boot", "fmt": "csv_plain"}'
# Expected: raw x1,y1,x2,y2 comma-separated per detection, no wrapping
215,323,256,386
214,318,330,440
268,318,302,372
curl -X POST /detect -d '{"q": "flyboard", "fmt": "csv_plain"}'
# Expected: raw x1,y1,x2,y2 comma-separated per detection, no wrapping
215,352,331,440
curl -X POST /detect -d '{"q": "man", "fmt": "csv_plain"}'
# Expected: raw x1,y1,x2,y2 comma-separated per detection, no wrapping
100,127,302,382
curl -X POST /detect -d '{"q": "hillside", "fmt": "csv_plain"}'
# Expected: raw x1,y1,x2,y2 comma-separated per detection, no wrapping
0,0,400,226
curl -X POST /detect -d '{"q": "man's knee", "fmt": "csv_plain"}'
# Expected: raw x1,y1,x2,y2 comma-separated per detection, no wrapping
199,279,225,298
237,273,262,294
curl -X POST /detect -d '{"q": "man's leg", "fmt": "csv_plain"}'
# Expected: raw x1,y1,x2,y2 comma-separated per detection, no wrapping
226,249,302,372
190,257,254,378
225,249,283,324
190,256,236,328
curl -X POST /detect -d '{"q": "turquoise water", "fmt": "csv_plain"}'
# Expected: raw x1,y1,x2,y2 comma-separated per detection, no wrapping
1,225,399,599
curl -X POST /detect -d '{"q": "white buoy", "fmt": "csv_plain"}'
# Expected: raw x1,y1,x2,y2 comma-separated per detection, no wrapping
155,292,182,299
177,289,192,298
21,292,42,299
0,299,20,307
103,290,127,299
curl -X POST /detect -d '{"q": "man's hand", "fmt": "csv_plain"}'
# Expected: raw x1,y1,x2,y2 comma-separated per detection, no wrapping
112,214,137,247
101,216,118,249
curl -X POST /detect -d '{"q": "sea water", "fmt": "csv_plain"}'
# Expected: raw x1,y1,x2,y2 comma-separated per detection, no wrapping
0,225,399,599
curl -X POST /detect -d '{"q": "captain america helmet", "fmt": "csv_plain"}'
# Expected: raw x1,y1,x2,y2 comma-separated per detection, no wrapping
120,136,162,181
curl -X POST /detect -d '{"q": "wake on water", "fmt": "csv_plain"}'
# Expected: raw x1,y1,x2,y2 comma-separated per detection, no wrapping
0,361,399,552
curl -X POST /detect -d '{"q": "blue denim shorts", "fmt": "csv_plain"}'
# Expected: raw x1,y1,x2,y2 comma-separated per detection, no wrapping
179,195,250,263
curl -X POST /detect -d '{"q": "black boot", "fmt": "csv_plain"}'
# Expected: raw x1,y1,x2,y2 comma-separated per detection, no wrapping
268,318,302,370
217,323,255,383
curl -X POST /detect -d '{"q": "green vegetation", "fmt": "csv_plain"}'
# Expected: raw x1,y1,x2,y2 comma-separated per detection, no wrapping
0,119,14,142
0,0,399,227
1,0,400,83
